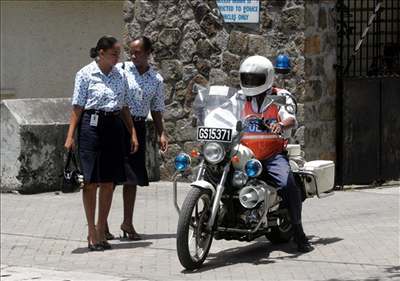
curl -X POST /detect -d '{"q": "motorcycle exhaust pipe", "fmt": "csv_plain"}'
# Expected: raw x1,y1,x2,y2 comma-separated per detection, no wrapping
239,186,265,209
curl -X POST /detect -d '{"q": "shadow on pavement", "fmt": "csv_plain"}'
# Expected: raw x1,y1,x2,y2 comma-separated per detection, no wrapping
141,233,176,240
71,241,152,254
182,241,280,274
182,236,343,273
385,265,400,278
117,233,176,241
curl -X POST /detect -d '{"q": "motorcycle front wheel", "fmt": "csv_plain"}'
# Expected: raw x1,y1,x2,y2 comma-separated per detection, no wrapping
176,187,213,270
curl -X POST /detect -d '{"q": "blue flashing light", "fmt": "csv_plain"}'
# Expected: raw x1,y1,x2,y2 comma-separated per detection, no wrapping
245,159,263,178
175,153,191,172
275,54,291,74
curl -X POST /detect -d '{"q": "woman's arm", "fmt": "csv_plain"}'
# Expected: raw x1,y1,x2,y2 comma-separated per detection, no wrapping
150,78,168,152
151,111,168,152
121,106,139,153
64,106,83,150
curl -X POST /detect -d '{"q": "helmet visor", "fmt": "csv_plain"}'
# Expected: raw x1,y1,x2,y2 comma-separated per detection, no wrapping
240,73,267,88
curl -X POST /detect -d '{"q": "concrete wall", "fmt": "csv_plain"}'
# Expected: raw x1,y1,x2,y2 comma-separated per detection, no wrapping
0,98,71,193
0,97,160,193
1,0,123,99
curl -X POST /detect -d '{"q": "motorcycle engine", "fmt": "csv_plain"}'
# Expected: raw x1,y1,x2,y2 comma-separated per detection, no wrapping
237,181,279,227
218,181,280,229
238,204,264,227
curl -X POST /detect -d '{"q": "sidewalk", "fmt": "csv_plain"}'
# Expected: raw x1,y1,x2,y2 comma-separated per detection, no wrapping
1,182,399,280
0,264,140,281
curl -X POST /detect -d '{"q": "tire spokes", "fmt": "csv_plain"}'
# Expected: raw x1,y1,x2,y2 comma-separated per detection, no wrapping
188,194,211,262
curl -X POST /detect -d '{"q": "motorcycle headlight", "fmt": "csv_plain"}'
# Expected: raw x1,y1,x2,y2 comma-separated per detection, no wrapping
231,170,248,189
245,159,263,177
203,142,225,164
175,153,191,172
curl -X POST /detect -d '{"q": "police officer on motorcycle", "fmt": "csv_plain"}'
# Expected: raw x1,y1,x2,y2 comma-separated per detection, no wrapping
239,55,313,252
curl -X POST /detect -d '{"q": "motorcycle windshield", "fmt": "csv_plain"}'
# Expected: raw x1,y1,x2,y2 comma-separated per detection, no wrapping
192,84,245,136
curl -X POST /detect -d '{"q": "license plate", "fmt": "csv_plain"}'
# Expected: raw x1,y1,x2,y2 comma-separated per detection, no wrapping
197,127,233,142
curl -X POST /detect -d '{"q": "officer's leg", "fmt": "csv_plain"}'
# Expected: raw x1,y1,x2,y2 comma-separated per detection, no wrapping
262,154,313,252
262,154,301,223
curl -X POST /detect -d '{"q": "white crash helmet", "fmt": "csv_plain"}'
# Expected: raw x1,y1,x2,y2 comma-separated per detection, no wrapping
239,55,275,97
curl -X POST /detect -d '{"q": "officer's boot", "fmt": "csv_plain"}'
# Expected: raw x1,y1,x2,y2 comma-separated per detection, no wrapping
298,224,309,242
293,224,313,253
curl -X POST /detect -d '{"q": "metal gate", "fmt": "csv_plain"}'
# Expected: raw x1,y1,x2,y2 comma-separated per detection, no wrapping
336,0,400,185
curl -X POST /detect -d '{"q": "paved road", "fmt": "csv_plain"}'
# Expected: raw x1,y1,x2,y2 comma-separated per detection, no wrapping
1,182,399,281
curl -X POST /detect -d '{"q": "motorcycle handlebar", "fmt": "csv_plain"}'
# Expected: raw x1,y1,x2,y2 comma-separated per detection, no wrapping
241,115,284,137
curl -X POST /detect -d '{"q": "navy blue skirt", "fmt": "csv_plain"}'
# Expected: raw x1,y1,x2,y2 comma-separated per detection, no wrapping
123,119,149,186
78,111,126,183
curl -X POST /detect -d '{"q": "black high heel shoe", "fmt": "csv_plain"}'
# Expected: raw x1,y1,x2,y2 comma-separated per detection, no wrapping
120,225,142,241
105,223,115,240
100,240,112,250
105,231,115,240
87,237,103,252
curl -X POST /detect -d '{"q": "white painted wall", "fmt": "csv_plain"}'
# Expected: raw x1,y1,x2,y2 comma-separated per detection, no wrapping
1,1,123,99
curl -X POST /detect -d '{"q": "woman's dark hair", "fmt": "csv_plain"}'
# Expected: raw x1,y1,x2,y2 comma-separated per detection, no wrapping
90,35,118,58
130,36,153,53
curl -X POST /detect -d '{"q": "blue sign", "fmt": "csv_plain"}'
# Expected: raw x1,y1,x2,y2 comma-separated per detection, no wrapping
216,0,260,23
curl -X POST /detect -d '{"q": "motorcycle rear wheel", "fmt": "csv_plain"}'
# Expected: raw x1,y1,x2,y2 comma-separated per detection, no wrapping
265,212,293,244
176,188,213,270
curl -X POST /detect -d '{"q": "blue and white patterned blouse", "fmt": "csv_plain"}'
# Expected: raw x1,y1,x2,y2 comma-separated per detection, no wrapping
117,61,165,117
72,61,127,111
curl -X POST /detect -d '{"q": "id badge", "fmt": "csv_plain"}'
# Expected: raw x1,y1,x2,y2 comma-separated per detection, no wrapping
90,114,99,127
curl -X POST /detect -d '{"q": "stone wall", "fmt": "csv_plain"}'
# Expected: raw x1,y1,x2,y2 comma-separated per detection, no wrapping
123,0,337,179
304,0,337,161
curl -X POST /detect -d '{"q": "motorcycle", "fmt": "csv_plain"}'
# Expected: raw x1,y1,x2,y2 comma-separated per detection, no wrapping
172,84,335,270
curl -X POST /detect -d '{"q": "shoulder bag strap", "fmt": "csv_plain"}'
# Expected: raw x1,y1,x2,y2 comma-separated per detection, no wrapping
64,150,72,171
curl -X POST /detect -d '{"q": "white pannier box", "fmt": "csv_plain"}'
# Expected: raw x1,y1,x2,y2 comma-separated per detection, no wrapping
286,144,301,157
303,160,335,197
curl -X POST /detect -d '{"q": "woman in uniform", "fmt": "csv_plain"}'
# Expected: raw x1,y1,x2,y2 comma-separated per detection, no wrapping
64,36,138,251
117,36,168,240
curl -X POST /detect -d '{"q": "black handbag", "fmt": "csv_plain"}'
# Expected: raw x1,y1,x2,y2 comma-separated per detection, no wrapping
62,150,84,193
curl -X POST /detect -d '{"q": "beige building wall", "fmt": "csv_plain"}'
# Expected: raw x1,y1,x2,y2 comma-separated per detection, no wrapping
1,0,123,99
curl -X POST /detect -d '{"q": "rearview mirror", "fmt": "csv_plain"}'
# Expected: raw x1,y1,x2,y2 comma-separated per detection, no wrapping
236,121,243,132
